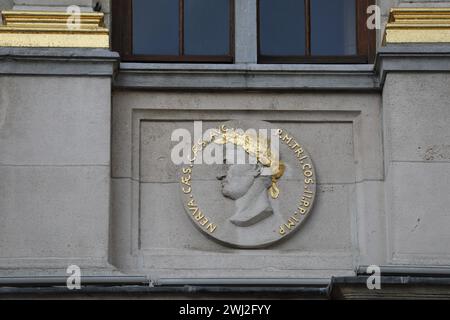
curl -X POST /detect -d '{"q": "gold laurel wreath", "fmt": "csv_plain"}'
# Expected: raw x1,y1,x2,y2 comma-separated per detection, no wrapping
213,127,285,199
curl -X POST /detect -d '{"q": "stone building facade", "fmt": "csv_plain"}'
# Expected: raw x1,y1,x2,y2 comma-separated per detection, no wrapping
0,0,449,299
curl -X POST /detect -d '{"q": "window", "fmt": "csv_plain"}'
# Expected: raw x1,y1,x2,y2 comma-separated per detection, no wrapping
258,0,375,63
113,0,234,62
113,0,375,64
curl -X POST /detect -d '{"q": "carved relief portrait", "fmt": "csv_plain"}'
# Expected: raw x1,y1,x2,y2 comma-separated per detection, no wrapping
180,120,316,249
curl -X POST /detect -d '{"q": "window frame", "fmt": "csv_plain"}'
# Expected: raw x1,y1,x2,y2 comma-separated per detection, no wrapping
257,0,376,64
113,0,235,63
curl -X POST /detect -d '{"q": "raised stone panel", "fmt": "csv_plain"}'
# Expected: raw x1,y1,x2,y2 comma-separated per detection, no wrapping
0,69,113,271
383,71,450,267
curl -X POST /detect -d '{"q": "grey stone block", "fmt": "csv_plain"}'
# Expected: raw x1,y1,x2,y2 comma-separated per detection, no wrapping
0,76,111,166
0,165,110,267
386,162,450,266
383,73,450,163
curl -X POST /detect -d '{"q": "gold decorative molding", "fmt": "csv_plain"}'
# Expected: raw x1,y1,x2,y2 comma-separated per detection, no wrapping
384,8,450,44
0,11,109,48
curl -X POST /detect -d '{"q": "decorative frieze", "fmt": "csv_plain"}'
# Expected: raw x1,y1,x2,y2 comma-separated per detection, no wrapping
0,10,109,48
384,8,450,44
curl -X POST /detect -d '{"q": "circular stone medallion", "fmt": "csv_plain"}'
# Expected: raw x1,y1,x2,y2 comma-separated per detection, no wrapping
179,120,316,248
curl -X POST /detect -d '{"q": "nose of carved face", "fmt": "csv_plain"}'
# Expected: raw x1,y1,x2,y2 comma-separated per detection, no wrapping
217,174,228,190
216,172,225,180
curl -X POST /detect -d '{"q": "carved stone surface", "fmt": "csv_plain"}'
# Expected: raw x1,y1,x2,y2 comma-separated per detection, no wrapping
180,120,317,249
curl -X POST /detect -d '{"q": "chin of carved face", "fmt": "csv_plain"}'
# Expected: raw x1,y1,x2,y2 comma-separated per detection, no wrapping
221,164,257,200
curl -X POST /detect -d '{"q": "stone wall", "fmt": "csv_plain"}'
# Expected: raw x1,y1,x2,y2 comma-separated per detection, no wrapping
0,0,449,286
0,49,118,274
110,90,383,277
383,72,450,266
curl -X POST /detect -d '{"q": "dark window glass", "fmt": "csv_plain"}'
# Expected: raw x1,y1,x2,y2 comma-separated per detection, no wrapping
184,0,230,55
259,0,306,56
115,0,372,63
311,0,356,55
133,0,179,55
257,0,373,63
128,0,232,61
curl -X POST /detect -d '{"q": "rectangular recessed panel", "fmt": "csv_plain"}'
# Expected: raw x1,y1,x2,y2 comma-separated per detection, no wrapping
139,121,354,253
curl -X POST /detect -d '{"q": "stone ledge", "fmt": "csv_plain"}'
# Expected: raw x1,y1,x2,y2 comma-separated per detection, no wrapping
0,276,449,299
1,45,450,86
115,44,450,91
115,63,379,91
0,47,119,76
376,44,450,86
332,276,450,299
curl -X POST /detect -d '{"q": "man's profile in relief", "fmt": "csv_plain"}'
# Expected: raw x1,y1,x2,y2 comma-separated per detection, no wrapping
217,163,276,227
213,128,285,228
